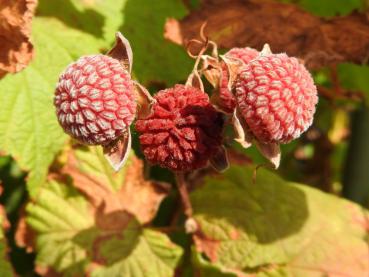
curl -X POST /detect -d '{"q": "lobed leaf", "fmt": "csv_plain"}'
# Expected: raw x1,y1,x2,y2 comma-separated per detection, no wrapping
191,165,369,276
24,148,181,276
0,18,104,197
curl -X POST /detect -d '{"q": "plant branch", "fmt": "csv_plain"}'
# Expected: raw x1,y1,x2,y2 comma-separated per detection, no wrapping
175,173,193,218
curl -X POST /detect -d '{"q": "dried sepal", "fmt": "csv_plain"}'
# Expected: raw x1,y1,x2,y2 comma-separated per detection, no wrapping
134,81,155,119
209,145,229,172
103,127,131,171
220,55,243,91
201,55,221,88
259,43,272,56
255,141,281,169
185,71,204,92
232,110,253,148
209,89,227,113
107,32,133,73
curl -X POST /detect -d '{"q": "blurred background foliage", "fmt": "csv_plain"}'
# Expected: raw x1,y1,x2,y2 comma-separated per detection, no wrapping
0,0,368,276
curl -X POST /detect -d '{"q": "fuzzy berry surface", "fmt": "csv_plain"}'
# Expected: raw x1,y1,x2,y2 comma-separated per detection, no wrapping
219,47,259,113
235,53,318,144
135,84,223,171
54,54,136,145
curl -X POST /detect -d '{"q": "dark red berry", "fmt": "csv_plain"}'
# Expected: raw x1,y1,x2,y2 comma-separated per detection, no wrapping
135,84,223,171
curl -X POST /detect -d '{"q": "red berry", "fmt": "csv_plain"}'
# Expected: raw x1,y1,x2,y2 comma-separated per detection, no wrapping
235,53,318,144
219,47,259,113
54,55,136,145
135,84,223,171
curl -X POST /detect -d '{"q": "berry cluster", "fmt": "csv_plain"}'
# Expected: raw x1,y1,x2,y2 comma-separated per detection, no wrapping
54,33,318,172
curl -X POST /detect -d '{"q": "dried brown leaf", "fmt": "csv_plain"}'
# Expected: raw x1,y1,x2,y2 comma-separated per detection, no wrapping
165,0,369,68
14,207,35,253
193,230,220,262
62,149,170,228
0,0,37,77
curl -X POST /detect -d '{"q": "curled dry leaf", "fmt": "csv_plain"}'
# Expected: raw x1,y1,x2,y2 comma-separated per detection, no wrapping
0,0,37,77
164,0,369,69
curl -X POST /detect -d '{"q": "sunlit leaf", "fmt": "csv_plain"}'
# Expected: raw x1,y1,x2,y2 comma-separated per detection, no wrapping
191,165,369,276
0,18,104,197
24,149,181,276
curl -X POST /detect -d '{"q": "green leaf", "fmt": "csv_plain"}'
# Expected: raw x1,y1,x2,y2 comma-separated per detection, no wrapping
26,148,181,276
91,226,183,277
298,0,363,16
191,165,369,276
38,0,127,46
0,17,104,197
71,146,131,192
338,63,369,101
38,0,193,85
0,211,13,277
120,0,193,85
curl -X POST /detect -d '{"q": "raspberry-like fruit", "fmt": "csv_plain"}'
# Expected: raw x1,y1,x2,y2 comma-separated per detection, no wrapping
235,53,318,144
219,47,259,113
135,84,223,171
54,54,136,145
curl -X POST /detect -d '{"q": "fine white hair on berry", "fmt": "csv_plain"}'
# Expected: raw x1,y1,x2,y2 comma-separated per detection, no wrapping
54,54,136,145
235,52,318,144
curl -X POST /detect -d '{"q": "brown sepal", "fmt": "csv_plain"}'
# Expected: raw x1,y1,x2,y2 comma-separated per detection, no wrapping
201,54,221,88
134,81,155,119
185,71,205,92
106,32,133,73
255,141,281,169
103,127,131,172
232,109,253,148
209,145,229,172
220,54,244,91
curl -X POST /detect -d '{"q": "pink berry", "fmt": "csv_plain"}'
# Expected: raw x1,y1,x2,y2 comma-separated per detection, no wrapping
54,54,136,145
219,47,259,113
235,53,318,144
135,84,223,171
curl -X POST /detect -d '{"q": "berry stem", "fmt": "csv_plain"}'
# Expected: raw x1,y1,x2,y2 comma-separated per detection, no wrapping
175,173,193,218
